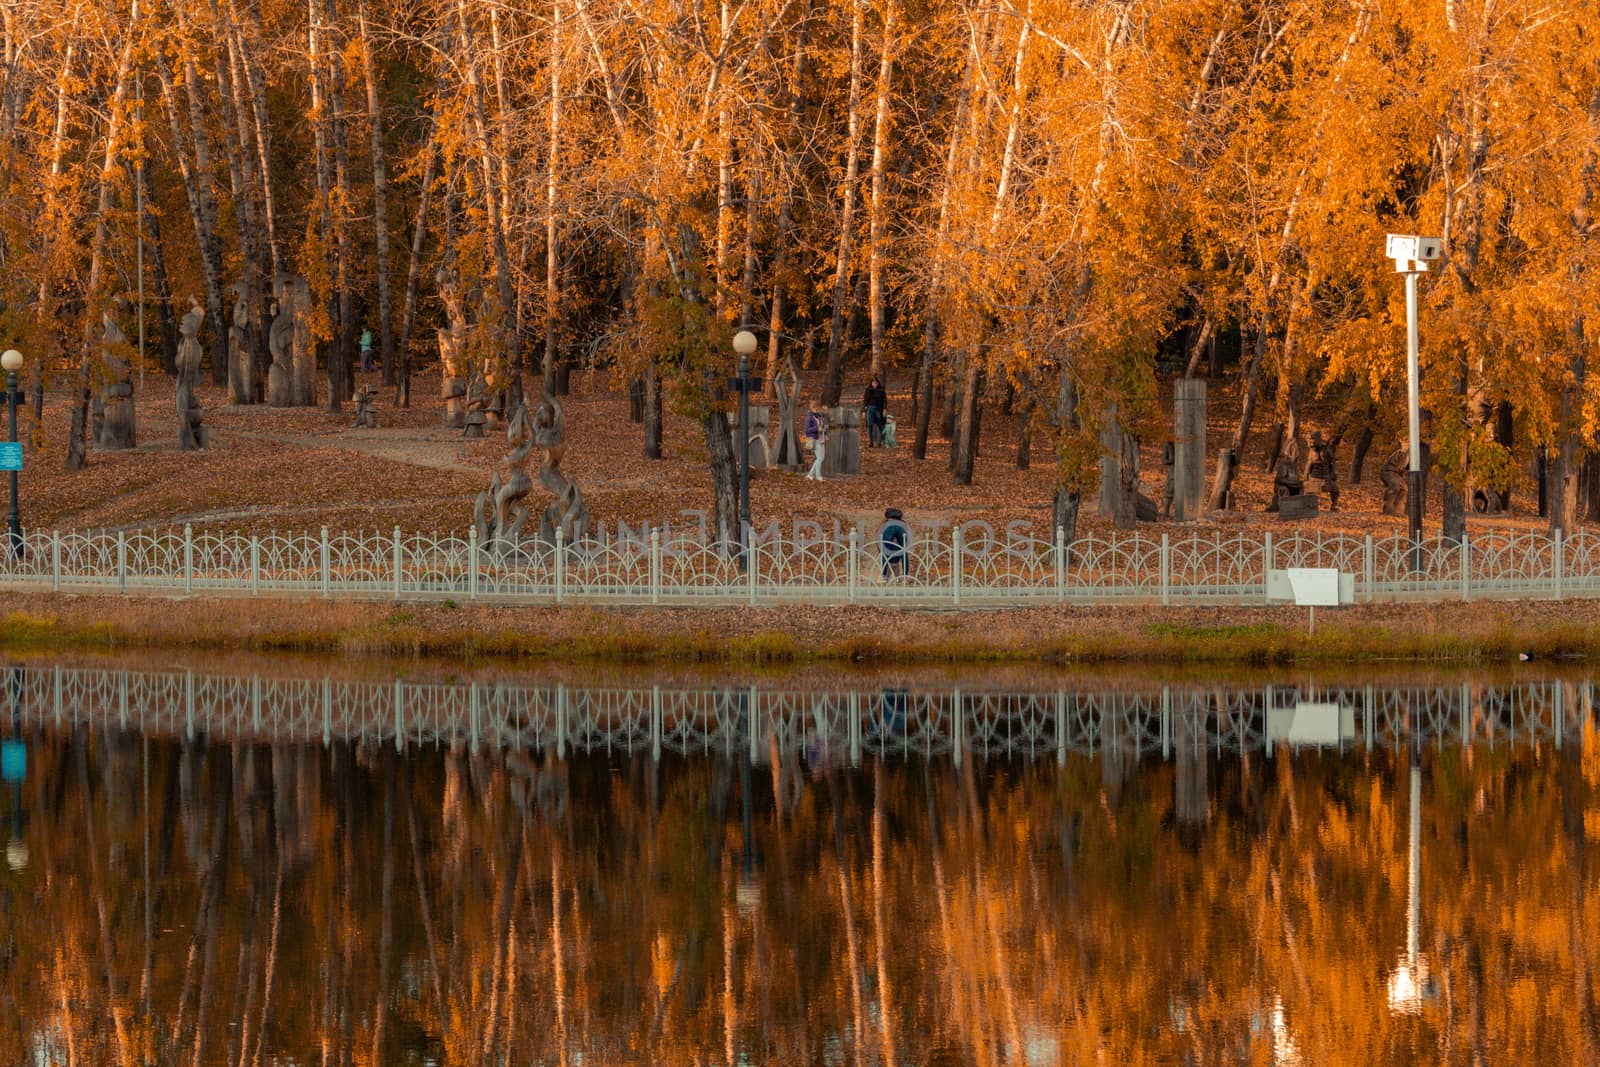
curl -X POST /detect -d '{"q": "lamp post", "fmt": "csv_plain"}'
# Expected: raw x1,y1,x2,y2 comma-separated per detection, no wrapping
1387,234,1442,568
1,349,22,559
730,330,760,563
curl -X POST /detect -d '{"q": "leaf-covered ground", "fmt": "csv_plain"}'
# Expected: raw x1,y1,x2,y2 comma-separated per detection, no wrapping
7,365,1554,538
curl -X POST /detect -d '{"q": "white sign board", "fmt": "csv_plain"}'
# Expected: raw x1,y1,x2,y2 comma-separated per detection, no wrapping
1288,568,1341,606
1266,569,1355,605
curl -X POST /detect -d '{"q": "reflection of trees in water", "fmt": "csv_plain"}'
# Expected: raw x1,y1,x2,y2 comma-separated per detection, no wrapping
2,729,1598,1063
1172,693,1217,828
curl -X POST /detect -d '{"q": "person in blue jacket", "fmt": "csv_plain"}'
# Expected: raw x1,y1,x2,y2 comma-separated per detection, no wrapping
879,507,908,579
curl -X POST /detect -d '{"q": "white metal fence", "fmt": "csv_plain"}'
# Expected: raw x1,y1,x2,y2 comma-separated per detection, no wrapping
0,524,1593,607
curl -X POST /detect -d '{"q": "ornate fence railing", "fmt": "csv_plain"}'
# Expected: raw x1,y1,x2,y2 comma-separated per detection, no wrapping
0,524,1593,607
2,663,1588,761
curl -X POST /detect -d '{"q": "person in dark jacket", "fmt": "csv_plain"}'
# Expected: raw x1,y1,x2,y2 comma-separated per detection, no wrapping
879,507,908,578
862,377,888,447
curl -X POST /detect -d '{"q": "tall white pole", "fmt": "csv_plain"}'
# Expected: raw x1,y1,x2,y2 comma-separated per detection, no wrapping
1405,270,1423,555
135,79,145,390
1405,272,1420,473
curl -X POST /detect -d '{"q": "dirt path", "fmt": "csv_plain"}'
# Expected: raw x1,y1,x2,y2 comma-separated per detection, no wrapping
155,495,472,527
227,427,484,473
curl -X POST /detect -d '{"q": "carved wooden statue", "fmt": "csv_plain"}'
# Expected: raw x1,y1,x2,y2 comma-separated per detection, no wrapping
97,308,136,450
1266,442,1304,512
176,298,207,450
483,355,505,430
472,392,591,549
437,264,469,428
268,273,315,406
1308,430,1339,511
1161,440,1176,518
531,392,591,543
227,280,253,404
266,292,293,407
823,405,861,477
769,357,804,471
1381,448,1407,516
1098,402,1141,527
353,386,378,428
473,402,535,549
462,365,488,438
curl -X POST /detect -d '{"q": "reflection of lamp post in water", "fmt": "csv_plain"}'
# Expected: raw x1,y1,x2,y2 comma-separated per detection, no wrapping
1387,751,1435,1014
737,689,761,917
3,667,26,871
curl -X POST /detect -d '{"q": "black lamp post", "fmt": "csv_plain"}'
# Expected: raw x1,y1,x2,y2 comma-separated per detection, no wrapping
2,349,22,559
729,330,760,564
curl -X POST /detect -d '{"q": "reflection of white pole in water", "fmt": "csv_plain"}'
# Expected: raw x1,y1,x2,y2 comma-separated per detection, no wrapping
1407,759,1420,964
1271,997,1302,1065
1387,754,1431,1014
142,735,151,1014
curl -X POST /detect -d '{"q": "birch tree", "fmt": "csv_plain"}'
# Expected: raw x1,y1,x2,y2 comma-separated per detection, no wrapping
66,0,142,469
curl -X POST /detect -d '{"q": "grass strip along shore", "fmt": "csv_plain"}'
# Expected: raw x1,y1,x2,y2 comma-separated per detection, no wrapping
0,592,1588,667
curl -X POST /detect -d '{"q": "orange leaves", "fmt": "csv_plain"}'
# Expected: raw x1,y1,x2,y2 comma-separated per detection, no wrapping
0,0,1592,516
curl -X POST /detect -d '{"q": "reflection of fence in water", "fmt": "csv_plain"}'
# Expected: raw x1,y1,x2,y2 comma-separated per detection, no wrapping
2,665,1589,762
7,525,1600,605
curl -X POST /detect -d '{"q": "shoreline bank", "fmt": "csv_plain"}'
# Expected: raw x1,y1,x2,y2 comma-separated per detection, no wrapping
0,591,1589,667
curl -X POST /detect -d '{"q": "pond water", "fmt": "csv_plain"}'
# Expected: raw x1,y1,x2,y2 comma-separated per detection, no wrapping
1,657,1596,1065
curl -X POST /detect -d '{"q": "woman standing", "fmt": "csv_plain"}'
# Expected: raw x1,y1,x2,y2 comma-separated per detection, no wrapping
804,407,831,481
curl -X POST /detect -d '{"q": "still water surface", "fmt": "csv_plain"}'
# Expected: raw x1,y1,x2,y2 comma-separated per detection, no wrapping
1,659,1596,1065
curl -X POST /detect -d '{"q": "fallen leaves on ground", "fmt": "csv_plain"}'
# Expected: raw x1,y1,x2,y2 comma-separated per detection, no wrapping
6,365,1559,540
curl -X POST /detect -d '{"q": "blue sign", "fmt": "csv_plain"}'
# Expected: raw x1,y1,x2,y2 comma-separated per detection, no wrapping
0,442,19,472
1,740,23,784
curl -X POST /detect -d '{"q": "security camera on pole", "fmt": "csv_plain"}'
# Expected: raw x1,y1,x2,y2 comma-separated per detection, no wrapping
1386,234,1442,567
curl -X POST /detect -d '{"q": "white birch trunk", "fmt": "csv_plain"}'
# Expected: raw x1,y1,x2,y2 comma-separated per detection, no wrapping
307,0,337,409
327,0,356,410
544,0,564,394
397,139,437,407
821,0,865,406
359,4,396,385
865,0,897,381
454,0,525,404
66,0,141,470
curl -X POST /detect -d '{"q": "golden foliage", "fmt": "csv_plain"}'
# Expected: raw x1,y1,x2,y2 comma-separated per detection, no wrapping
0,0,1593,502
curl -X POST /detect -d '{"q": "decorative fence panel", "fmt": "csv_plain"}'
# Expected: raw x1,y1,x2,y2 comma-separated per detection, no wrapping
0,524,1590,608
